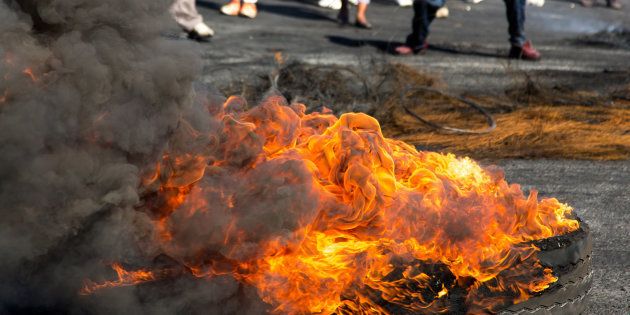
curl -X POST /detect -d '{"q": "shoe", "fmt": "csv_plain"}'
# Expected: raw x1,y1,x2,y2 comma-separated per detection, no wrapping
349,0,359,4
240,2,258,18
318,0,342,9
436,6,449,18
526,0,545,7
509,40,541,61
355,20,372,29
580,0,594,7
394,42,429,55
607,0,622,9
221,1,241,16
397,0,413,6
187,22,214,42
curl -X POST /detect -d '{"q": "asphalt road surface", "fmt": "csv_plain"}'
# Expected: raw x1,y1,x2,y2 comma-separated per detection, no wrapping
191,0,630,93
498,159,630,315
187,1,630,313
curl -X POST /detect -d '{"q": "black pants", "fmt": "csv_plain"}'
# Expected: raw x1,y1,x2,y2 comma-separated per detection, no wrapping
406,0,527,49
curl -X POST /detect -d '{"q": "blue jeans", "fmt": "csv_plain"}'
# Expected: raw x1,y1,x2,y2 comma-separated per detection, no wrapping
406,0,527,50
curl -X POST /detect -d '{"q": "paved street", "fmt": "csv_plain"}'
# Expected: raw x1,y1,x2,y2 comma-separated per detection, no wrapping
498,159,630,314
191,0,630,93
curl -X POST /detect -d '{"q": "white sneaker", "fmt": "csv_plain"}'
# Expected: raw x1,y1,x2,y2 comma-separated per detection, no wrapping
397,0,413,6
349,0,359,5
436,6,449,18
318,0,342,9
193,22,214,37
527,0,545,7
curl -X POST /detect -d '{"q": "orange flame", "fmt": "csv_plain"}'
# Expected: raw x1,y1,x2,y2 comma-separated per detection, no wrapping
80,263,156,295
83,96,579,313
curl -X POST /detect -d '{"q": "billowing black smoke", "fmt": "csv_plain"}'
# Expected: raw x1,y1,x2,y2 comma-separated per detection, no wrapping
0,0,262,313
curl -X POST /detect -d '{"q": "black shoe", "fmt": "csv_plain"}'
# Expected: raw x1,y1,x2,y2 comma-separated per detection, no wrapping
187,30,212,42
354,20,372,29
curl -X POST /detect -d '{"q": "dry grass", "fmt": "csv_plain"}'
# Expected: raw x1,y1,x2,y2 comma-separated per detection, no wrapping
221,62,630,160
388,105,630,160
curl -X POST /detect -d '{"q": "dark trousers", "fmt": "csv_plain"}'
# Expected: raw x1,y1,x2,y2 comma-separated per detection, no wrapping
406,0,527,49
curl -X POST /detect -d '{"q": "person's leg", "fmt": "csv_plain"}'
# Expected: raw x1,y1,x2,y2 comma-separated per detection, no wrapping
170,0,214,40
505,0,541,60
338,0,350,23
504,0,526,47
406,0,439,49
356,0,372,28
170,0,203,31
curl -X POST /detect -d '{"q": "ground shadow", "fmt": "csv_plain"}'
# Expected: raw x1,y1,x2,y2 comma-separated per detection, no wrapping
328,35,507,58
257,2,337,21
327,35,398,53
428,43,506,58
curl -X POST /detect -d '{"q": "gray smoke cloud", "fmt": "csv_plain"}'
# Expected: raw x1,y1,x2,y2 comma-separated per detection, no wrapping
0,0,268,313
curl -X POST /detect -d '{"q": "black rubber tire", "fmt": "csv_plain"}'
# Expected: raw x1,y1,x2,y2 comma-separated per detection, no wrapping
499,220,593,315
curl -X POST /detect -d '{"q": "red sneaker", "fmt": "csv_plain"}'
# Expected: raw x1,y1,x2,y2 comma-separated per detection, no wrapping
509,40,541,61
394,42,428,56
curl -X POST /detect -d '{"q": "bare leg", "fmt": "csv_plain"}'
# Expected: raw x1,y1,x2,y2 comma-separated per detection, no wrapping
355,1,372,28
357,2,369,24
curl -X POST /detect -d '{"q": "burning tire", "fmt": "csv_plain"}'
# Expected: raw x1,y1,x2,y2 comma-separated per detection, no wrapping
499,220,592,315
75,97,587,315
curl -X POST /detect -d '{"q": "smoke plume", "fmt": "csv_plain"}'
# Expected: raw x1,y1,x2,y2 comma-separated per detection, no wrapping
0,0,249,313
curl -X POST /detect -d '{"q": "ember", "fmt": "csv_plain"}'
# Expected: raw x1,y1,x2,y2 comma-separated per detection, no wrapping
82,94,579,314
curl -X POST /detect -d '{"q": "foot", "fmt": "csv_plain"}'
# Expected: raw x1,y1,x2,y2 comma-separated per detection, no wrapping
187,22,214,42
221,1,241,16
355,19,372,29
240,2,258,18
394,43,428,56
580,0,594,7
607,0,622,9
509,40,541,61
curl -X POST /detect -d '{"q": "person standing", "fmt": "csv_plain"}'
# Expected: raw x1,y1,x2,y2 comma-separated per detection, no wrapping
221,0,259,19
395,0,541,60
338,0,372,29
170,0,215,41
